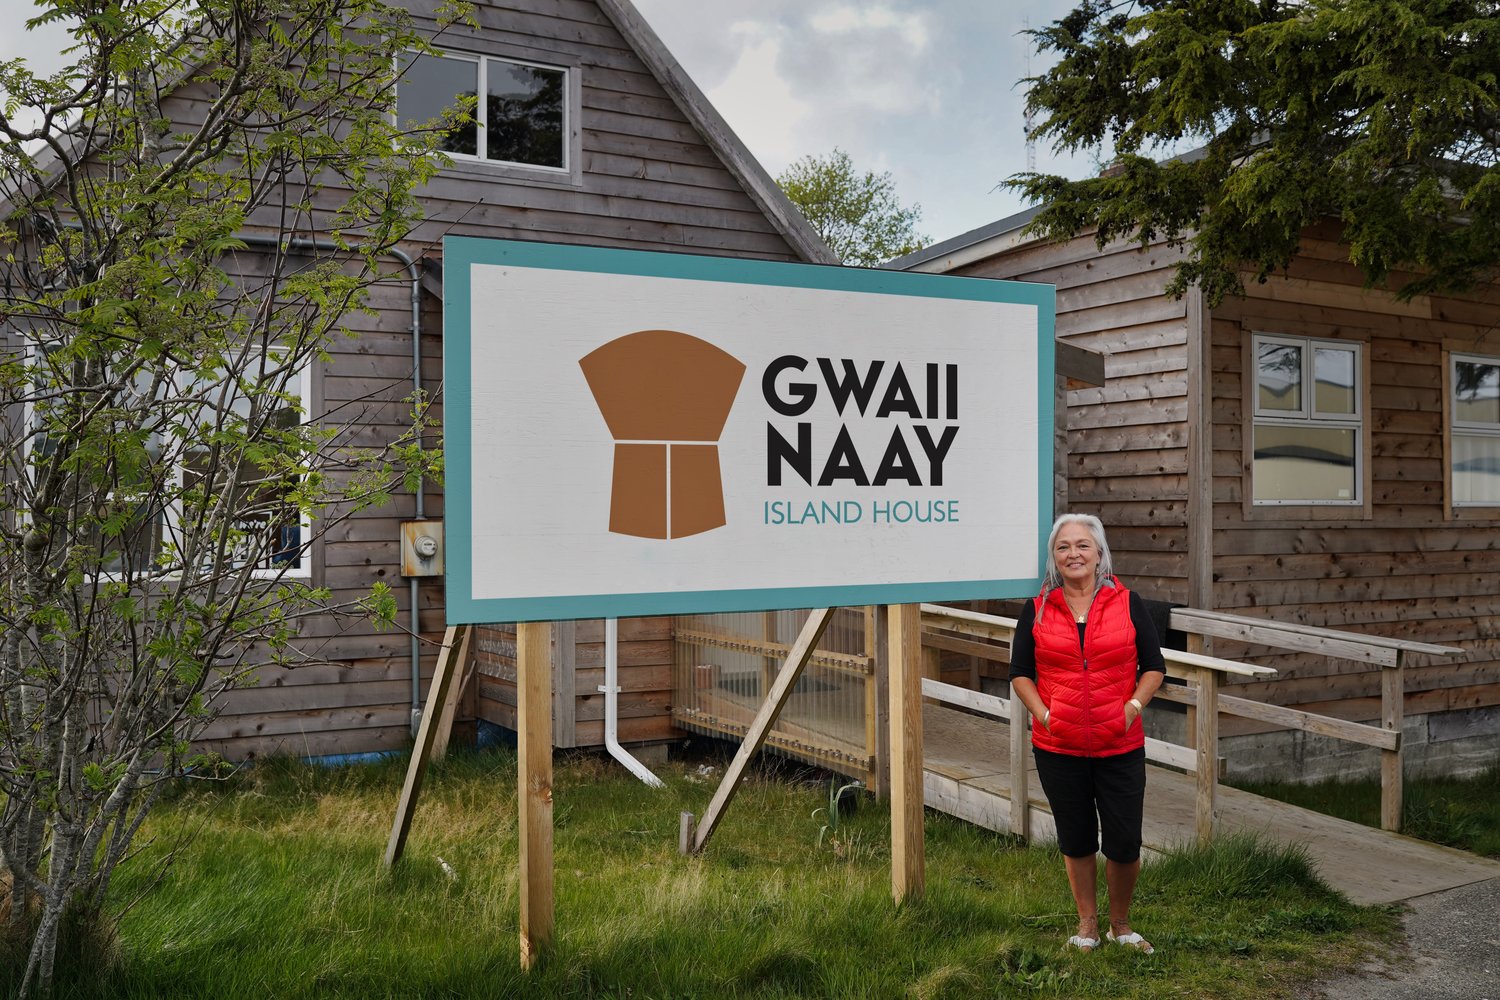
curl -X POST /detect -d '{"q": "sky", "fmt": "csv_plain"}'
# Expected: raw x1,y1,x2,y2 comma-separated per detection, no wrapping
0,0,1095,247
630,0,1095,245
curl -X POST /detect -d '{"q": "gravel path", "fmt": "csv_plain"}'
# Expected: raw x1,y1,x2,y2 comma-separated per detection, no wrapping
1313,877,1500,1000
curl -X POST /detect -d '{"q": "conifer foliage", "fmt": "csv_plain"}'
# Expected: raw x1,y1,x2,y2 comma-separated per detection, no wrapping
1010,0,1500,304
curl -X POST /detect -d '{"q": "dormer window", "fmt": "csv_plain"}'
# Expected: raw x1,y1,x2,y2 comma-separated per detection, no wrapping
398,50,567,171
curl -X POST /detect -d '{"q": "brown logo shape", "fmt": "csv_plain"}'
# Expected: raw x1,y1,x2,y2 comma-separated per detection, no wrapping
580,330,746,539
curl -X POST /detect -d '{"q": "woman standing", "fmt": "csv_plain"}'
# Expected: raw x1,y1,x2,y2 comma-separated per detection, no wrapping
1008,513,1165,953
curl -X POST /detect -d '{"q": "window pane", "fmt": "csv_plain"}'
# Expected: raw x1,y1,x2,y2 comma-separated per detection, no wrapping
98,497,162,576
184,451,301,571
1314,347,1356,415
1257,342,1302,412
1454,360,1500,426
1453,433,1500,505
399,53,478,156
486,60,564,166
1253,424,1357,502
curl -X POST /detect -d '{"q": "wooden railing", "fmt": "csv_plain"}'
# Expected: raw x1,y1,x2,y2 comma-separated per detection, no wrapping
1166,608,1460,832
918,603,1462,840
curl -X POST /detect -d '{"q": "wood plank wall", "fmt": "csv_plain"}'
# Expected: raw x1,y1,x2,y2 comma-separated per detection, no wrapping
921,216,1500,752
952,234,1193,604
194,0,810,758
1206,220,1500,737
402,0,797,260
475,617,679,747
200,271,448,760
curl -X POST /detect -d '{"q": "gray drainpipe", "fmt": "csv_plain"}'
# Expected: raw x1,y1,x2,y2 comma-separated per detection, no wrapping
231,235,426,734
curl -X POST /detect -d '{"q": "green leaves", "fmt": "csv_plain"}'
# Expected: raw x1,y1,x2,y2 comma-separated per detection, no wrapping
1012,0,1500,304
778,149,928,267
0,3,463,991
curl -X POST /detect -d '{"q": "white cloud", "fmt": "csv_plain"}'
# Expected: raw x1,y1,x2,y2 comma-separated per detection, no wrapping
809,4,932,51
704,23,815,171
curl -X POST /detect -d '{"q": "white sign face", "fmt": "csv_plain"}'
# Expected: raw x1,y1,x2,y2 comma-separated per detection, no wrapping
444,238,1055,622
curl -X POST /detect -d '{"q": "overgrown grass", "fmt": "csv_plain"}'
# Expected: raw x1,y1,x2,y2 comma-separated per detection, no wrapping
1233,763,1500,857
10,746,1398,999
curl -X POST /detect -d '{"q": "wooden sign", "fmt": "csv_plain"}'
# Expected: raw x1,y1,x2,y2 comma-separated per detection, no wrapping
444,237,1055,622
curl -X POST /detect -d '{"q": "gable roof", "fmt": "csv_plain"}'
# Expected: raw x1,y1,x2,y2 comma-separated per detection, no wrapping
2,0,837,266
884,205,1045,273
596,0,835,265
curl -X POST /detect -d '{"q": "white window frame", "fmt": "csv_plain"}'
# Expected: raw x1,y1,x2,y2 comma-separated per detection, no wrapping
1449,351,1500,509
397,47,571,174
1250,333,1364,506
23,347,314,581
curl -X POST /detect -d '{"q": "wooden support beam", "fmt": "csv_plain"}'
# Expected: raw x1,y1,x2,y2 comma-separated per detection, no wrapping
1193,667,1218,845
888,603,924,905
517,620,554,971
429,625,475,762
1151,685,1400,752
690,608,836,854
1009,686,1031,842
384,624,469,868
922,631,1010,663
1056,339,1106,388
1381,652,1405,833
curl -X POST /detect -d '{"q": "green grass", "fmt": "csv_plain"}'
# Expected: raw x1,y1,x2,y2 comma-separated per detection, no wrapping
9,746,1399,999
1233,763,1500,857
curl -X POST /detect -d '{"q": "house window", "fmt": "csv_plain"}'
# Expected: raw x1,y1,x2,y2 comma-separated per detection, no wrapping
1251,334,1362,504
22,342,162,576
1451,353,1500,506
166,361,311,578
398,50,567,170
25,347,312,579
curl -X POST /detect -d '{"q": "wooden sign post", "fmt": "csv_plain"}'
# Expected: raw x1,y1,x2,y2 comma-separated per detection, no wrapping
516,620,554,968
439,237,1055,970
887,603,925,904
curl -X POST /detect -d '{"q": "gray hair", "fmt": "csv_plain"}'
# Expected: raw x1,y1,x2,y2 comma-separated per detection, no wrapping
1040,513,1114,592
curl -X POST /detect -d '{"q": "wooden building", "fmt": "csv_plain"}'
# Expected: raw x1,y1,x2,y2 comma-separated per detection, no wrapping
232,0,837,759
2,0,835,762
892,213,1500,780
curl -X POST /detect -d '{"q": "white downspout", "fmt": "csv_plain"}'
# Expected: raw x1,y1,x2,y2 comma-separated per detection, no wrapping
600,617,664,788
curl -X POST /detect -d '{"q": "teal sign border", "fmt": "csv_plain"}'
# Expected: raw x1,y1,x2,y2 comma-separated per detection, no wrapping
444,236,1056,623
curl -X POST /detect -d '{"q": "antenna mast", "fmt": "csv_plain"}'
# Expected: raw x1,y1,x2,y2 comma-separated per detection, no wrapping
1023,17,1036,172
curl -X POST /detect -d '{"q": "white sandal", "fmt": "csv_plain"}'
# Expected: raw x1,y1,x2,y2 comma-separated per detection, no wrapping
1106,928,1154,954
1066,934,1100,951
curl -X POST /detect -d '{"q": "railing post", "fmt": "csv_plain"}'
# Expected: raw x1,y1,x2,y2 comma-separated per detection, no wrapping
1183,633,1205,749
871,606,891,801
1009,689,1031,841
1193,665,1218,845
921,644,941,705
1381,651,1405,832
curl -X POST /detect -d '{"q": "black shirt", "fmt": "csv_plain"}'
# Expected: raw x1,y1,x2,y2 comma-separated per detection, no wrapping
1007,589,1167,683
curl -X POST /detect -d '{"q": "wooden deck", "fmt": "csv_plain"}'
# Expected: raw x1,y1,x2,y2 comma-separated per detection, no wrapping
921,704,1500,905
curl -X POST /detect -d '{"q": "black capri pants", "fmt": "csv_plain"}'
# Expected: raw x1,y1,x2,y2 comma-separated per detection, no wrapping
1033,746,1146,863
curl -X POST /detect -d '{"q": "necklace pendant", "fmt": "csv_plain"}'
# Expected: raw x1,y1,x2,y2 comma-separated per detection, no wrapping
1076,614,1086,623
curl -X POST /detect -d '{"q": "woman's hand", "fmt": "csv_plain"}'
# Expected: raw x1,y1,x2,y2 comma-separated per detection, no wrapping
1123,697,1142,729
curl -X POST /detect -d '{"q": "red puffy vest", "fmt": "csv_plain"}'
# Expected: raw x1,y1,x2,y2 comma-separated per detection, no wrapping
1028,577,1144,757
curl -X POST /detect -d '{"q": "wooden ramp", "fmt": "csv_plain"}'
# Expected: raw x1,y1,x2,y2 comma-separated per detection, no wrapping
921,704,1500,906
